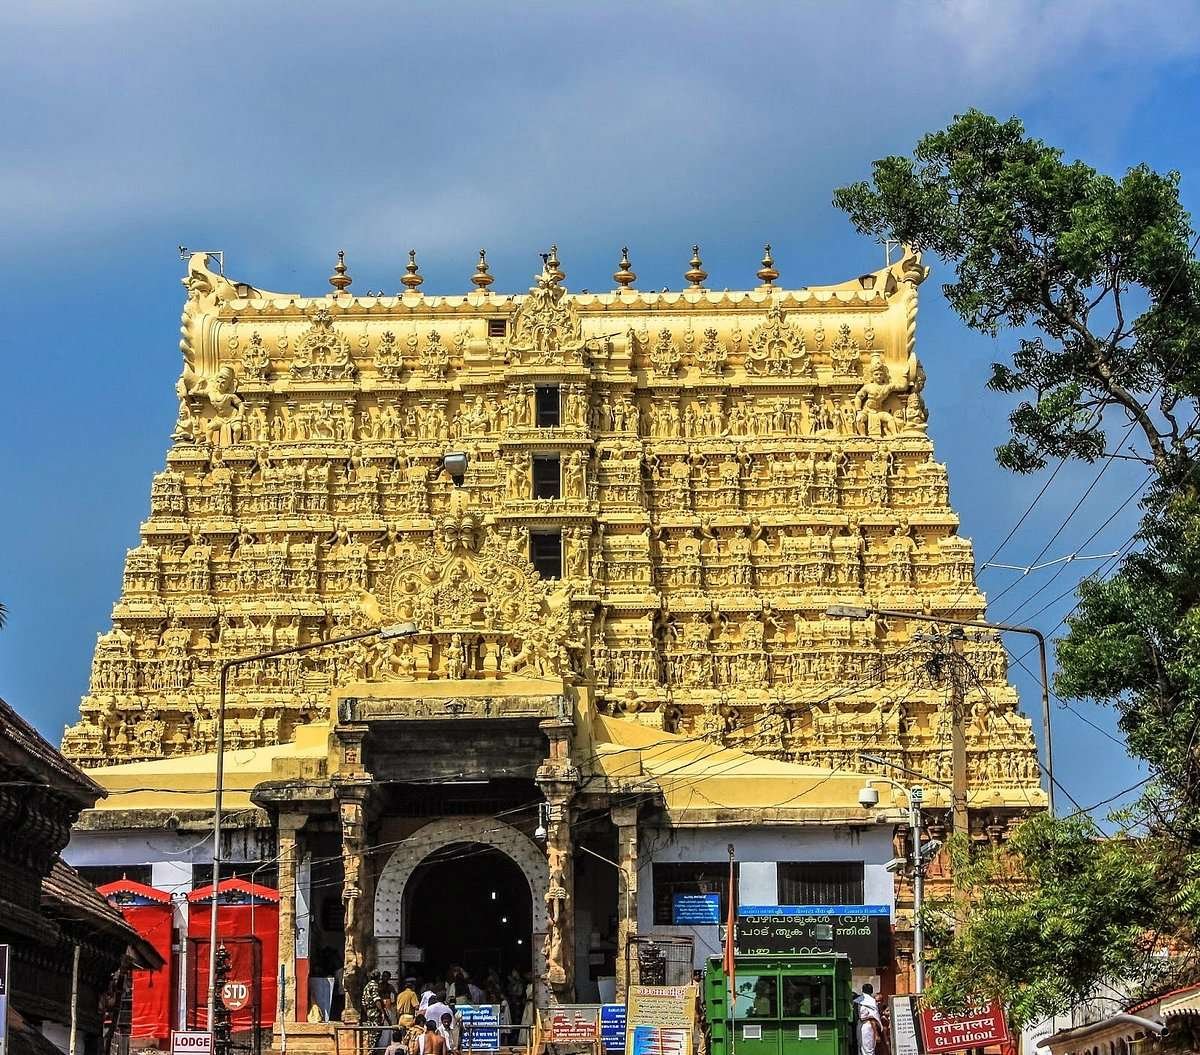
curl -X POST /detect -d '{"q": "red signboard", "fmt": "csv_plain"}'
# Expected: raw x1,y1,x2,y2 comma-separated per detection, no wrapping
919,1001,1011,1053
545,1006,599,1043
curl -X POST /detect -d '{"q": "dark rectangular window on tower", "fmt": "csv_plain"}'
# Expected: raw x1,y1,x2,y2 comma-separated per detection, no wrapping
488,318,508,338
535,385,561,428
530,530,563,580
532,454,561,499
776,861,865,905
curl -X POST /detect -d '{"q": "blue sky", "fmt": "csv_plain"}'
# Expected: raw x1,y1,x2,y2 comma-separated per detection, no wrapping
2,0,1198,820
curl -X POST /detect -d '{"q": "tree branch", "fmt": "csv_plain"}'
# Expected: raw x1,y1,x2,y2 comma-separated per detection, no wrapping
1039,280,1171,468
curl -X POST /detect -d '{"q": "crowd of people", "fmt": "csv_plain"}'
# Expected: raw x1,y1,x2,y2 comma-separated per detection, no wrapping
359,967,534,1054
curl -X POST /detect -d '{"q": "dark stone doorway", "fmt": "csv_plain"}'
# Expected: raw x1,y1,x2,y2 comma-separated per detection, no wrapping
406,843,533,985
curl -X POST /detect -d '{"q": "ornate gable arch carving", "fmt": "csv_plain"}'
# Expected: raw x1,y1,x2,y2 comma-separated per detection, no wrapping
369,505,576,680
507,268,584,365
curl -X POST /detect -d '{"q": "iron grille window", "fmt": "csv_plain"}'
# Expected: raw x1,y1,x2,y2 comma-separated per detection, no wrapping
530,530,563,580
652,862,731,924
776,862,864,905
532,454,561,499
535,385,561,427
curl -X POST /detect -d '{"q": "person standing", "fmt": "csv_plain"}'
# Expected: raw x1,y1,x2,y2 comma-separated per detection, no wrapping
439,1011,461,1054
396,978,420,1019
361,972,385,1053
858,1004,887,1055
423,991,453,1030
412,1019,448,1055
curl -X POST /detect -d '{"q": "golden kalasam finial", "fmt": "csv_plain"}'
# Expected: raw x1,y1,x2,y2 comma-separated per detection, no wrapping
613,246,636,289
685,245,708,288
756,243,779,287
547,244,565,283
472,249,495,290
329,250,352,293
401,249,424,291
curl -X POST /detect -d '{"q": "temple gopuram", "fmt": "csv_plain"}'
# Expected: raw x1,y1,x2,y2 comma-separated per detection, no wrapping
62,245,1044,1044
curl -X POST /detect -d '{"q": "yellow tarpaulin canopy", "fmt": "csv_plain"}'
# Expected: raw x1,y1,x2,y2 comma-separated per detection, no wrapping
82,722,330,811
588,714,917,817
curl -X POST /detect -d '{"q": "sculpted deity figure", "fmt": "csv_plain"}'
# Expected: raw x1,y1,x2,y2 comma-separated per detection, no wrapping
445,633,467,680
564,451,585,498
508,455,531,498
855,354,908,437
197,366,245,446
172,398,196,443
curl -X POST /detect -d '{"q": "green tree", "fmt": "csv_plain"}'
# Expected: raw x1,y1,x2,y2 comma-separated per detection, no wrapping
834,111,1200,1018
833,109,1200,474
922,816,1163,1026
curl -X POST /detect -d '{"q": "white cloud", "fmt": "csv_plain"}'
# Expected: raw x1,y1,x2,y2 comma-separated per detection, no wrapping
1,0,1197,263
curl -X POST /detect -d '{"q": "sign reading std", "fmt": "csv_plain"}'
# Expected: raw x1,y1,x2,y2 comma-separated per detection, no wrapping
918,1001,1011,1054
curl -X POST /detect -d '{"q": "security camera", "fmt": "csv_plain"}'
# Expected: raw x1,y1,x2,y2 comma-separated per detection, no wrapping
858,785,880,809
918,838,943,861
884,857,908,874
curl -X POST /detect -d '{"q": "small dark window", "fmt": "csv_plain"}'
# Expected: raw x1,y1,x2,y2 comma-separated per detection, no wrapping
732,975,778,1020
530,531,563,579
533,454,561,499
192,862,279,889
488,318,508,338
74,864,153,889
652,862,731,925
535,385,561,428
781,975,834,1018
777,862,864,905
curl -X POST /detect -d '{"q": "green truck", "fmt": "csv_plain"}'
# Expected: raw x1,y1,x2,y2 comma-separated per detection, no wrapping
705,954,855,1055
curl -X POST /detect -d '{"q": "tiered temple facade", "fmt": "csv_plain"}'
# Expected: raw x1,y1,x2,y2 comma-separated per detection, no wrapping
62,246,1044,1038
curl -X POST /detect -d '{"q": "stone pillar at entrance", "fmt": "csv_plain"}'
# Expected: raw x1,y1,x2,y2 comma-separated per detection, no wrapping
537,716,579,1003
612,805,639,1000
339,784,372,1023
277,812,307,1024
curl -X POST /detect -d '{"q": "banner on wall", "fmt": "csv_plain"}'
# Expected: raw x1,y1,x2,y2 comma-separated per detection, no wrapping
733,905,891,967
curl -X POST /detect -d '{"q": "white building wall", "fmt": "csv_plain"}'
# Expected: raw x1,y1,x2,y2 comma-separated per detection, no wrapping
635,824,895,968
64,827,269,882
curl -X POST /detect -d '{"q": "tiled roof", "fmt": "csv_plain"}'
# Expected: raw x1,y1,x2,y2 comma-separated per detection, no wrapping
42,859,165,969
0,697,103,800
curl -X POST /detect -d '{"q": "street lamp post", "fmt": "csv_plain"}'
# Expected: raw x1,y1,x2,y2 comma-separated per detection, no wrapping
205,619,419,1044
858,774,936,993
827,604,1055,816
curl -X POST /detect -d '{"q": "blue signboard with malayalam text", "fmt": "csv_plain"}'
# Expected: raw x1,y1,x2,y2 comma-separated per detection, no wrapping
600,1004,626,1051
458,1005,500,1051
673,892,722,925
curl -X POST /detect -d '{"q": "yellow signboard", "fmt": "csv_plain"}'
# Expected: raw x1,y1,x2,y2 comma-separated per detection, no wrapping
625,985,697,1055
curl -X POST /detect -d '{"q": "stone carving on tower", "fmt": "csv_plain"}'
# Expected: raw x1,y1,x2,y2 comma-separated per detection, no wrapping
63,246,1043,810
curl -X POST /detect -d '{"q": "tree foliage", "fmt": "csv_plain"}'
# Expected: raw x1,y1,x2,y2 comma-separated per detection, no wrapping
833,109,1200,473
835,111,1200,1017
922,818,1166,1027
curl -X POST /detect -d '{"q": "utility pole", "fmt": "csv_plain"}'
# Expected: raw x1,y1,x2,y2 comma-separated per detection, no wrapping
948,628,969,835
908,786,926,993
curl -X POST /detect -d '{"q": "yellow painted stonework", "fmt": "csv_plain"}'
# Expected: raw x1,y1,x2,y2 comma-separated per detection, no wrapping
64,246,1043,811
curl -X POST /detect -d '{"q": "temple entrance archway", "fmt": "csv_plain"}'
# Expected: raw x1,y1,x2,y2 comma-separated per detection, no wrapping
374,817,549,995
408,845,533,982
